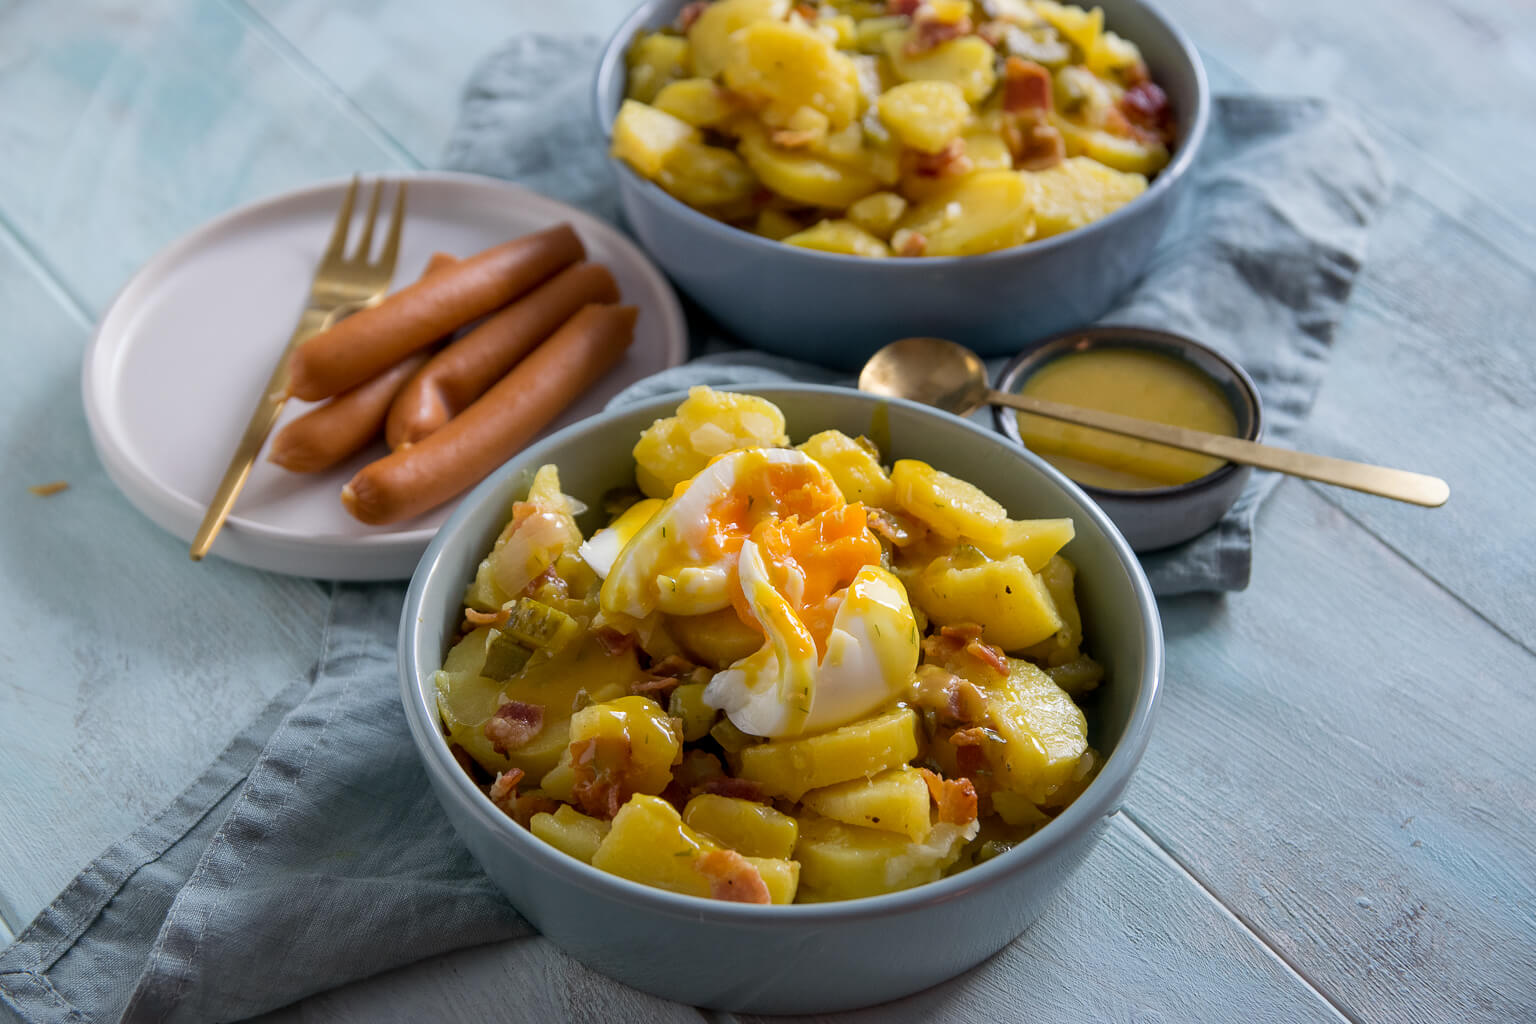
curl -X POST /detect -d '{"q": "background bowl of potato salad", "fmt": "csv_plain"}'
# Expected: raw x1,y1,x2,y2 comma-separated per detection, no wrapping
399,384,1163,1013
594,0,1209,368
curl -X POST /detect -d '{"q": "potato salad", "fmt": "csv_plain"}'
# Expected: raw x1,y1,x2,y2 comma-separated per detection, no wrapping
611,0,1175,257
436,387,1104,903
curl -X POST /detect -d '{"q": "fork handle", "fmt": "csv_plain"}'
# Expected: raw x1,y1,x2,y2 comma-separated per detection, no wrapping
189,307,337,561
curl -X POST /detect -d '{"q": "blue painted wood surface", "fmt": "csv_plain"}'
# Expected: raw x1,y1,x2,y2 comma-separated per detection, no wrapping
0,0,1532,1021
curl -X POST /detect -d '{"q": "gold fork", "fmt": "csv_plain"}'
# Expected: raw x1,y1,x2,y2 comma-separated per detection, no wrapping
190,177,407,561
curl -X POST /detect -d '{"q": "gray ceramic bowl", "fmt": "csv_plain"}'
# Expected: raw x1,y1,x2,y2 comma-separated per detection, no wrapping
994,326,1264,552
593,0,1210,369
399,386,1163,1013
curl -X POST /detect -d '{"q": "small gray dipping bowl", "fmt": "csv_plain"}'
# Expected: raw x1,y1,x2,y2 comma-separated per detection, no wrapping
400,385,1164,1014
994,326,1265,553
592,0,1210,369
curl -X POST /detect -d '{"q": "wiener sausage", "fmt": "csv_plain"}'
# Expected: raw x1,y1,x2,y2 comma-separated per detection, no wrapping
287,224,585,401
342,304,639,525
267,253,457,473
385,261,620,450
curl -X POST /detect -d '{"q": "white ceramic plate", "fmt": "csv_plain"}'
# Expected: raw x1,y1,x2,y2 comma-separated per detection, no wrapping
83,172,687,580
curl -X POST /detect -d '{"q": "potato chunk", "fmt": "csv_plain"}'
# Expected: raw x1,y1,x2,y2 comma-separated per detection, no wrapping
783,219,892,258
793,814,976,900
530,805,610,863
724,20,861,129
652,77,737,127
845,191,908,238
656,141,759,208
884,30,998,103
625,32,691,104
683,793,800,859
796,430,894,506
737,124,881,208
891,458,1009,541
899,170,1036,256
1027,155,1149,238
877,80,971,154
688,0,790,79
632,385,790,498
539,696,681,814
987,659,1090,804
737,707,920,801
800,765,932,840
912,552,1064,652
611,99,698,179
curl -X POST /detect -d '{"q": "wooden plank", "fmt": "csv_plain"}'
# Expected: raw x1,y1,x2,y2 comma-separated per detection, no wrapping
242,0,642,164
0,0,411,315
0,224,332,929
251,937,708,1024
1132,480,1536,1023
728,816,1345,1024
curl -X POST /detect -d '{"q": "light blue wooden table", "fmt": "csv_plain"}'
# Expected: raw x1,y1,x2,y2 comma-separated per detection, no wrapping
2,1,1533,1021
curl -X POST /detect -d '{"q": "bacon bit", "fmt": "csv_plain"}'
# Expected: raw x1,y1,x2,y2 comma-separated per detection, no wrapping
964,636,1009,676
1002,56,1052,112
893,229,928,257
909,665,988,725
794,2,818,19
594,626,636,657
488,768,526,816
662,749,727,809
675,0,708,31
697,849,773,904
484,700,545,755
571,735,635,819
630,674,684,698
907,15,971,54
464,607,510,630
449,742,482,782
940,622,985,643
1122,60,1151,87
28,480,68,497
1119,80,1173,143
525,564,567,600
867,507,918,546
918,767,979,825
699,775,767,802
888,0,922,14
949,726,992,776
948,678,989,723
629,653,699,697
771,127,820,149
510,791,561,828
976,19,1008,46
912,138,973,178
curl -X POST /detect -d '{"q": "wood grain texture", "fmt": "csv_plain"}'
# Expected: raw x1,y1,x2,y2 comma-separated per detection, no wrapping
249,937,708,1024
0,227,333,930
737,815,1349,1024
1138,481,1536,1023
0,0,411,314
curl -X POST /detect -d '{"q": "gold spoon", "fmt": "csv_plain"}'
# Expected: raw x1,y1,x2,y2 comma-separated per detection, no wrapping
857,337,1450,508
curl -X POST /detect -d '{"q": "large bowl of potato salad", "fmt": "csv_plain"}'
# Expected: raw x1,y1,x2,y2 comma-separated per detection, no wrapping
594,0,1209,366
400,384,1163,1013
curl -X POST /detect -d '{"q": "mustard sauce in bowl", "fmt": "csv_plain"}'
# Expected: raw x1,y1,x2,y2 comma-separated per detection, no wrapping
994,327,1263,553
1015,348,1240,490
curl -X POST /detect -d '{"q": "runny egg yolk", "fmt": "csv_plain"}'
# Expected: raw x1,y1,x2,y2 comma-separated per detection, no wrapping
591,446,918,739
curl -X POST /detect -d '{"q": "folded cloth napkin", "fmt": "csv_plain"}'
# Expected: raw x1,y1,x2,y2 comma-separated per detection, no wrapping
0,34,1390,1024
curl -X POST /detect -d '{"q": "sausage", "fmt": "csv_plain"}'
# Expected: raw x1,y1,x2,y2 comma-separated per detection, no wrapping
342,304,638,525
267,253,457,473
287,224,585,401
385,262,620,450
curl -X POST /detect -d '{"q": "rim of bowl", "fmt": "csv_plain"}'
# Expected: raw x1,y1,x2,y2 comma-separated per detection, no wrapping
399,383,1165,926
590,0,1211,270
993,324,1266,499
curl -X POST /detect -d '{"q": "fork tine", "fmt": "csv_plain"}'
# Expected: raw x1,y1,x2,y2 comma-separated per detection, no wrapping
376,181,407,273
352,179,384,262
323,176,360,263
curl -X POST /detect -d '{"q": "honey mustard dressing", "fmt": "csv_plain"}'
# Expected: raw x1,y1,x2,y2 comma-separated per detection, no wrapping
1014,348,1240,490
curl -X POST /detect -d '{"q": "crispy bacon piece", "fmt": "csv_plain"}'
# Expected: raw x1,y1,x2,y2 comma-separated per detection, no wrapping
464,607,510,629
699,775,767,802
449,742,482,782
697,849,773,904
1003,56,1052,112
912,138,973,178
510,791,561,828
629,653,699,698
925,623,1009,678
919,767,979,825
794,2,818,19
771,126,821,149
939,623,984,643
1118,80,1173,144
487,768,526,816
676,0,708,31
964,636,1009,675
570,735,635,819
888,0,922,15
894,230,928,257
594,626,636,657
907,7,973,54
662,749,727,809
909,665,988,725
949,726,992,776
484,700,545,755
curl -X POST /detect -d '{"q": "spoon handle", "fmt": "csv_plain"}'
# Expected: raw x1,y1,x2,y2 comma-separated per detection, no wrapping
992,390,1449,508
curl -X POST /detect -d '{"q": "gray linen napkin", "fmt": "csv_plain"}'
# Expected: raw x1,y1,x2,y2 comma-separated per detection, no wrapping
0,34,1390,1024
